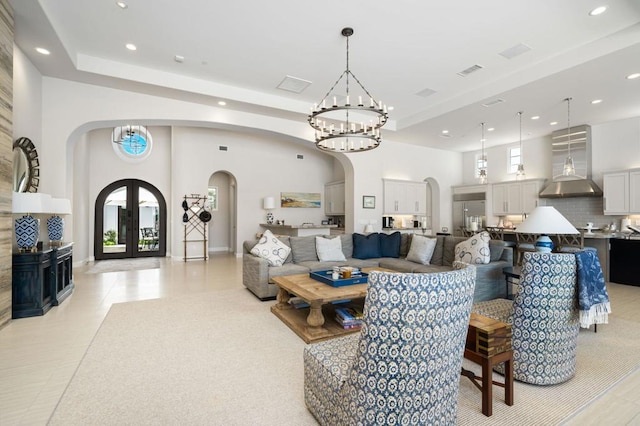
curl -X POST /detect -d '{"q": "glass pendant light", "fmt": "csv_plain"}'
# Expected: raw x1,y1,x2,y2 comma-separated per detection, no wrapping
478,122,488,184
562,98,576,176
516,111,526,180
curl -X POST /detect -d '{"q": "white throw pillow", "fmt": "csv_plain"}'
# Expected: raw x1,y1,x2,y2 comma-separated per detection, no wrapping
406,235,437,265
455,231,490,264
250,230,291,267
316,236,346,262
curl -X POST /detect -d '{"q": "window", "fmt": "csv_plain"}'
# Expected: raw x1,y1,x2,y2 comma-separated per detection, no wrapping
475,154,487,178
509,147,521,173
112,125,153,162
208,187,218,211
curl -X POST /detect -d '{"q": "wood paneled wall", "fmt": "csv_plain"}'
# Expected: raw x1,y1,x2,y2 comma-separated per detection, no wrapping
0,0,13,329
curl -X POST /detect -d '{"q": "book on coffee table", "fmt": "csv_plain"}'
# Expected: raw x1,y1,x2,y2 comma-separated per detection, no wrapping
309,269,369,287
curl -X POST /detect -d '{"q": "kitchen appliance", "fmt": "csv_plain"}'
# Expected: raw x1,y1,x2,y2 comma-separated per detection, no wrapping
452,193,486,236
382,216,394,229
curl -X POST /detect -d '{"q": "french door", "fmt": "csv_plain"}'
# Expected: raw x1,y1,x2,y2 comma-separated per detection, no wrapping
94,179,167,260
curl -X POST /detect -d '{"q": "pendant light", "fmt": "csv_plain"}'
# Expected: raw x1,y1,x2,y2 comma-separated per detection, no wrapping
478,122,488,184
516,111,526,180
562,98,576,176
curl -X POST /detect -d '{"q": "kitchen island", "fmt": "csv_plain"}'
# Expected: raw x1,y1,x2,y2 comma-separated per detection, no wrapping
260,223,337,237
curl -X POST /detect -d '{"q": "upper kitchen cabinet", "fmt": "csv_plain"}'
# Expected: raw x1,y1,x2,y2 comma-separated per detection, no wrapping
383,179,427,214
603,169,640,214
324,181,345,215
492,179,546,215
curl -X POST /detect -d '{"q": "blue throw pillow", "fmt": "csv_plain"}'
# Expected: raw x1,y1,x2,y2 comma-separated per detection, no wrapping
379,231,401,258
353,233,381,259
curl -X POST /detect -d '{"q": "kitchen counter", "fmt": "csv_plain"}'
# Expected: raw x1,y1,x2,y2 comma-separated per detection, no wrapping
260,223,337,237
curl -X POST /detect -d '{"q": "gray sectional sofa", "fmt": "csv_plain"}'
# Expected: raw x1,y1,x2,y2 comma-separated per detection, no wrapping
242,232,513,302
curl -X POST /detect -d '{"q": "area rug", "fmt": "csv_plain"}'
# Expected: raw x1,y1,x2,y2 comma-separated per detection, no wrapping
84,257,161,274
49,288,640,425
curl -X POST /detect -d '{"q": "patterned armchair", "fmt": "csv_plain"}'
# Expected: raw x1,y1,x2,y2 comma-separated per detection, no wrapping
303,264,477,425
471,252,580,385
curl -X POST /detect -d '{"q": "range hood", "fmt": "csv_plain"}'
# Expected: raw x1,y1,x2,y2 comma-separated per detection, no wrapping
539,124,603,198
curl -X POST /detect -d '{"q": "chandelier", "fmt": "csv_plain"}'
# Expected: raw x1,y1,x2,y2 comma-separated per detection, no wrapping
308,27,388,153
562,97,576,176
516,111,526,180
478,122,488,184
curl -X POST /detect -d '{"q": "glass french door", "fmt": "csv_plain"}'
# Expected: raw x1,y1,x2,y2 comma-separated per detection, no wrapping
94,179,166,259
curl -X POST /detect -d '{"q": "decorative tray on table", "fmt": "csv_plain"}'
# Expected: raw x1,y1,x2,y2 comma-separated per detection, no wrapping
309,269,369,287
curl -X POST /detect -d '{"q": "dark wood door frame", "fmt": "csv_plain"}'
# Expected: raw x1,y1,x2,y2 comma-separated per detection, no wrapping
94,179,167,260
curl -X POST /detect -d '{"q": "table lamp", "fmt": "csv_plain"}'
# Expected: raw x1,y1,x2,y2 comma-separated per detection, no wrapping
12,192,51,252
47,197,72,246
515,206,578,252
263,196,276,224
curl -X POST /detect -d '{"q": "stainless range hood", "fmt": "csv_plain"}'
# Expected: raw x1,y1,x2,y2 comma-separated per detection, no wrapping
539,124,603,198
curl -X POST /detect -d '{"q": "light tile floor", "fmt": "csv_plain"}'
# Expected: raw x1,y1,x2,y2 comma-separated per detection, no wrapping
0,254,638,425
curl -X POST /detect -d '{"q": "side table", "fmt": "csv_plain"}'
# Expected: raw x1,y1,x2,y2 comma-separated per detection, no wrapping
502,266,520,300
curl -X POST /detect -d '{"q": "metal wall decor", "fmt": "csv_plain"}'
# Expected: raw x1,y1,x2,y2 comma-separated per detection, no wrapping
308,27,388,153
13,137,40,193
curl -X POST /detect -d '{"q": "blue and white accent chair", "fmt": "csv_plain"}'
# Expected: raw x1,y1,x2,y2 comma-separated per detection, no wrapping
303,263,477,425
472,252,580,385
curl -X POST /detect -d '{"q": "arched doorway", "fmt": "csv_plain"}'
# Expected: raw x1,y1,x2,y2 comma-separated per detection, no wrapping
94,179,167,259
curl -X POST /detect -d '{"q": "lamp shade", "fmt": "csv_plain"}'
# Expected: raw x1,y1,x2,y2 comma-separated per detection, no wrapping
263,197,276,210
515,206,579,235
49,198,72,215
12,192,51,213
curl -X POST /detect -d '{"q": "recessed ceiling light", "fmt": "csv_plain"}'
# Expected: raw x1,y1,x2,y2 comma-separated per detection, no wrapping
116,1,128,9
487,127,495,132
531,116,540,120
125,43,137,51
627,73,640,80
35,47,50,55
589,6,607,16
174,55,184,63
550,121,558,126
441,130,449,134
591,99,603,104
218,101,227,106
387,106,394,111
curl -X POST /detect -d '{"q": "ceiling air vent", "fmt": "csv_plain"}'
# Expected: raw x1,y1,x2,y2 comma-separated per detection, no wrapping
416,87,437,98
457,64,484,77
277,75,312,94
219,146,228,151
499,43,532,60
481,98,505,108
297,154,304,159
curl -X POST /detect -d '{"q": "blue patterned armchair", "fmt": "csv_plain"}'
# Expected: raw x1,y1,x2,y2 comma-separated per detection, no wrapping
472,252,580,385
303,263,476,425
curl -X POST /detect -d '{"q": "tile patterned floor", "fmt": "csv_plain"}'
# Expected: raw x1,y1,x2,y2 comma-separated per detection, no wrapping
0,254,638,425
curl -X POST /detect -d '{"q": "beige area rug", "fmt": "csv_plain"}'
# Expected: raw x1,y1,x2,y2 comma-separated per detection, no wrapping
85,257,161,274
50,288,640,425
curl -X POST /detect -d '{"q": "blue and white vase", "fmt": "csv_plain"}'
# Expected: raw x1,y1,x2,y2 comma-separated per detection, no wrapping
15,215,40,251
535,234,554,253
47,215,64,242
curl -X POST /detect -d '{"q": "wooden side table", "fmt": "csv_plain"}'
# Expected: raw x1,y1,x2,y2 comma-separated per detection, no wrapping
462,313,514,417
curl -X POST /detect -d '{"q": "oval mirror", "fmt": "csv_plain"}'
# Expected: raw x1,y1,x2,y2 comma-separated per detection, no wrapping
13,137,40,193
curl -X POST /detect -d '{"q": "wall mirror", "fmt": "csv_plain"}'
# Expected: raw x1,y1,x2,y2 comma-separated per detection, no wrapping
13,137,40,193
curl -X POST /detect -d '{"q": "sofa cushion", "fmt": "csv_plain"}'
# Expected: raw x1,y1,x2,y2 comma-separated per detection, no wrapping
353,233,381,259
379,232,401,258
399,233,412,258
489,240,505,262
455,231,491,264
250,229,292,267
339,234,354,258
430,236,445,266
406,235,437,265
290,236,319,263
316,236,346,262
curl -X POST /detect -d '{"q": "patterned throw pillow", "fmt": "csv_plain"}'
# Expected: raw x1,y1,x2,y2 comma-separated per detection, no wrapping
316,236,346,262
455,231,490,264
406,235,437,265
250,229,291,266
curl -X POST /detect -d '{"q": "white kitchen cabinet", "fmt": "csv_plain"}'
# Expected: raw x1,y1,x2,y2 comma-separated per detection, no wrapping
324,181,345,215
383,179,427,214
492,179,545,215
602,170,640,215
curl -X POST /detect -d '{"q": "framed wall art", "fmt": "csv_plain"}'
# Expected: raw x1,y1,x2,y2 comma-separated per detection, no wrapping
363,195,375,209
280,192,321,208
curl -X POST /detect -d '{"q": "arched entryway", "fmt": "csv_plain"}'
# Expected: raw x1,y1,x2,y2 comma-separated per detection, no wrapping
94,179,167,259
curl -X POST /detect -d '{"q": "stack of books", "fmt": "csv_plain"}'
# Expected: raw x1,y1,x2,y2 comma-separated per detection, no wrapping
335,306,364,329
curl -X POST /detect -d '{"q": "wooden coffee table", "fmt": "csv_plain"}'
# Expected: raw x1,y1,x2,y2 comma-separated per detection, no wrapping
271,267,393,343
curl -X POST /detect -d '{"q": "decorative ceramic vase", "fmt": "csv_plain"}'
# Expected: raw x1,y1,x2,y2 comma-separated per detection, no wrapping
47,215,64,242
15,215,40,251
266,212,274,224
535,235,554,253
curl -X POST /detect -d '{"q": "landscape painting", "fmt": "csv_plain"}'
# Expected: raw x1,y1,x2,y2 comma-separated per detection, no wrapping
280,192,321,208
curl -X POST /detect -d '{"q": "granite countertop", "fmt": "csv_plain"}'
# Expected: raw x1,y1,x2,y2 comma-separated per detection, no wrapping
260,223,337,229
500,228,621,239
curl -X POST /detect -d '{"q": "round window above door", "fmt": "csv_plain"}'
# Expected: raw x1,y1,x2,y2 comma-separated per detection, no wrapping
112,125,153,162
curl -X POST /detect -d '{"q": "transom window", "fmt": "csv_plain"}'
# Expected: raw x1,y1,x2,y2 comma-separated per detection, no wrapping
112,125,153,162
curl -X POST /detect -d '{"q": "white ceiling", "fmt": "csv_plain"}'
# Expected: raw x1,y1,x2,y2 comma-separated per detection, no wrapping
10,0,640,152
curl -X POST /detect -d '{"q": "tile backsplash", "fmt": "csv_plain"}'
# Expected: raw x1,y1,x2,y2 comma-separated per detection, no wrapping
543,197,629,229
